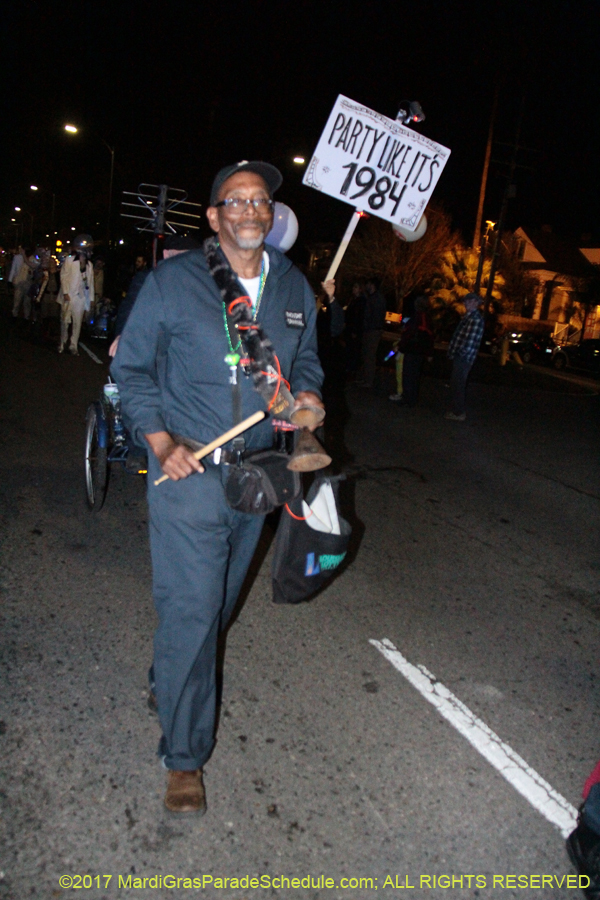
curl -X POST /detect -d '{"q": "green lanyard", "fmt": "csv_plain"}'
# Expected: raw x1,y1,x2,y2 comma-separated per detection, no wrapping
253,257,267,319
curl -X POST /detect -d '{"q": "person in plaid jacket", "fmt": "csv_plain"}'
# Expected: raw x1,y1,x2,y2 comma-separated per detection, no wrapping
445,292,484,421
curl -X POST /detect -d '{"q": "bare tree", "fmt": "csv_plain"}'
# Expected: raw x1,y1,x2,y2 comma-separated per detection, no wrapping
341,205,457,311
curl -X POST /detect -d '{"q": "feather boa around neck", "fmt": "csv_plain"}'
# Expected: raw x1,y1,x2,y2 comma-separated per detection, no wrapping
203,236,293,416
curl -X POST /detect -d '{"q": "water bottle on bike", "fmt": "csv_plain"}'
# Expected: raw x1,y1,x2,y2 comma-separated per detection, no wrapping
103,380,126,445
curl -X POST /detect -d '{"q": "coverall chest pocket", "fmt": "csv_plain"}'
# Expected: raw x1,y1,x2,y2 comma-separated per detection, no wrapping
170,311,230,387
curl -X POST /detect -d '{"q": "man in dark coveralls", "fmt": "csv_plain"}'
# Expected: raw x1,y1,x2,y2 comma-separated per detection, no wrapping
111,161,324,815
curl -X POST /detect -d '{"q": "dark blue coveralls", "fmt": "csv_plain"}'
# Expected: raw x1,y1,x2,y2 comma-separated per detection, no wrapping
111,245,323,771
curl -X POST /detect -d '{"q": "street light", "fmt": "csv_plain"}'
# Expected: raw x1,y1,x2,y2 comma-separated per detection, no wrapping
64,123,115,246
293,156,305,164
30,185,56,234
9,219,22,244
15,208,34,243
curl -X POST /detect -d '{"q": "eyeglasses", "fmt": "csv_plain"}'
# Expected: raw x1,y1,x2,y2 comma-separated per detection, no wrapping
215,197,274,213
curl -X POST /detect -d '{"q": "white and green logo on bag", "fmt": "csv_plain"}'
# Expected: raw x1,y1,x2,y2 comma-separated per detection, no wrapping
304,551,347,577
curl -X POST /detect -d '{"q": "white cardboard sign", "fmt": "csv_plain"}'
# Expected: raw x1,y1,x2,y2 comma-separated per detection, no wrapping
303,94,451,231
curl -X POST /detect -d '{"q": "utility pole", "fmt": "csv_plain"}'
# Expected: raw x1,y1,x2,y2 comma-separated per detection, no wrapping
484,97,530,313
474,220,496,295
473,84,499,249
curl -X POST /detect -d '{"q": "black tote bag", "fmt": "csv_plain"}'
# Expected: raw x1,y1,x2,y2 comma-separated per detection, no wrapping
271,475,351,604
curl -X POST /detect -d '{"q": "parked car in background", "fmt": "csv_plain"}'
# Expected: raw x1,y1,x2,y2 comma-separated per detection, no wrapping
489,331,560,365
551,339,600,377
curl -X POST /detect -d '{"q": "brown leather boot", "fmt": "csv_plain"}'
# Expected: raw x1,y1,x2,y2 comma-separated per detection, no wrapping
164,769,206,815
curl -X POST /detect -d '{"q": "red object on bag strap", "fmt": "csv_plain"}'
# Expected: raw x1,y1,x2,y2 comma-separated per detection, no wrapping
284,502,312,521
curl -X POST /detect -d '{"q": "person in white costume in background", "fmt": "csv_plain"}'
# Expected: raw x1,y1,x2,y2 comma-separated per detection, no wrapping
58,234,94,355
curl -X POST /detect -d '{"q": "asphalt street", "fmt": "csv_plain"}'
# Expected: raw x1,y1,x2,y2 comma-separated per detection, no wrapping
1,296,599,900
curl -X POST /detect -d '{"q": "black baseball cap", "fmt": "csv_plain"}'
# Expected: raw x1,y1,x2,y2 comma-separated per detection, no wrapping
210,160,283,206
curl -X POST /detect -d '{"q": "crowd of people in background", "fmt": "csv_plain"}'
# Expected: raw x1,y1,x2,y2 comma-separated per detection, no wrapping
5,237,486,419
6,239,152,356
314,274,484,421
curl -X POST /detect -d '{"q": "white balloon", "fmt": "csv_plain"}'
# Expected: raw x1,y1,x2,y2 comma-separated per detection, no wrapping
265,201,299,252
392,214,428,242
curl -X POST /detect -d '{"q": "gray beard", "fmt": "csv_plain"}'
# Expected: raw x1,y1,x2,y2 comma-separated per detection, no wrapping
235,233,265,250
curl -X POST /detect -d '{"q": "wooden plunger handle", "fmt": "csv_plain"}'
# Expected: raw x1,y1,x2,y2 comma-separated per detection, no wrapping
153,410,267,486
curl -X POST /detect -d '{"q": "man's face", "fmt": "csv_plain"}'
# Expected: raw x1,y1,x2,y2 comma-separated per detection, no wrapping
135,255,146,270
464,298,480,314
206,171,273,252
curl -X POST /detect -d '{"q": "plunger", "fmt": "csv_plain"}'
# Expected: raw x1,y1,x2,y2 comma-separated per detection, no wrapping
287,426,331,472
286,403,331,472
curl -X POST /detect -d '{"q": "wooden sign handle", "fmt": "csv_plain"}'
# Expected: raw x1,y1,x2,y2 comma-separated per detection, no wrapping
324,209,363,282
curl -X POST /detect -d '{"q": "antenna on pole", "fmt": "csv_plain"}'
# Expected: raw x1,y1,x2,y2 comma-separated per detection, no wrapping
121,183,202,234
120,183,203,266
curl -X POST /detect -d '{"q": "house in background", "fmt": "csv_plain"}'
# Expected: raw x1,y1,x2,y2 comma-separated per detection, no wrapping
513,226,600,342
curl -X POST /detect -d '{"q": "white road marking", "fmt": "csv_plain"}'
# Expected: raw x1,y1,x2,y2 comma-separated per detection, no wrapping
79,342,103,365
370,638,578,838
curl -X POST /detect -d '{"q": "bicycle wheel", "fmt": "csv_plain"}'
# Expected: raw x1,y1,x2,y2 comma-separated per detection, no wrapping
84,405,108,510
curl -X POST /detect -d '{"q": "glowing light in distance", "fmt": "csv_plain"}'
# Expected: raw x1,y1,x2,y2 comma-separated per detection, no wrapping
14,206,21,212
30,185,38,191
119,239,124,245
293,157,305,164
64,124,78,133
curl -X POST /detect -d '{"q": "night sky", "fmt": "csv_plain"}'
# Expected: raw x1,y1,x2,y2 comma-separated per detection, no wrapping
3,0,599,254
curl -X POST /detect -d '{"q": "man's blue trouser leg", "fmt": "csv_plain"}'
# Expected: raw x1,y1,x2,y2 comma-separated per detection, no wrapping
147,457,264,771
